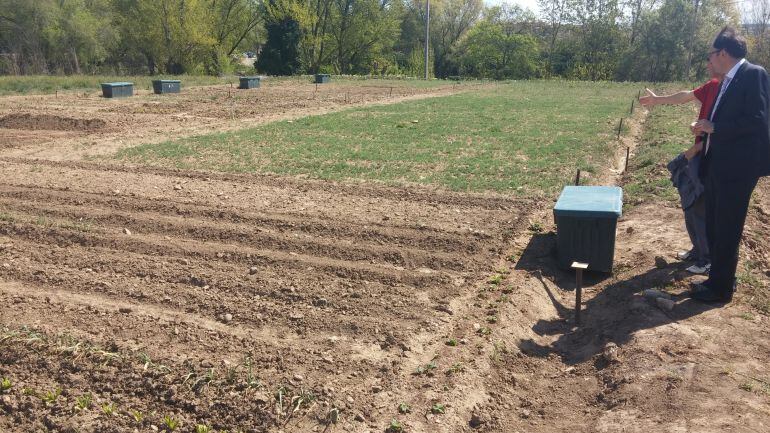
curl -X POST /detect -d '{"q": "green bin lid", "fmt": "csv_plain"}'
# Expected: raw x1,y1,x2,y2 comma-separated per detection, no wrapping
101,82,133,87
553,186,623,218
153,80,181,83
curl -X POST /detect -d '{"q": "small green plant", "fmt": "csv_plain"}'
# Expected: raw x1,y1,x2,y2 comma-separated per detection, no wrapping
22,387,36,396
0,377,11,391
446,363,465,376
34,216,55,228
477,326,492,336
131,410,144,422
445,338,457,347
507,254,517,262
739,382,754,392
386,419,404,433
41,388,61,405
737,271,761,288
490,341,508,362
290,388,316,412
398,402,411,414
75,393,92,411
739,312,755,321
163,415,180,431
488,274,503,285
528,221,544,232
486,315,498,324
431,403,445,414
243,356,261,389
414,361,438,376
102,402,116,415
195,424,211,433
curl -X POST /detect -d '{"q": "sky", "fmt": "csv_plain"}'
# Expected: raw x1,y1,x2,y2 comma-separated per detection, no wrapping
484,0,541,14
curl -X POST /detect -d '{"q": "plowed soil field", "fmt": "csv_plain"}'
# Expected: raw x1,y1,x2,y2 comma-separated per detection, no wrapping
0,155,534,432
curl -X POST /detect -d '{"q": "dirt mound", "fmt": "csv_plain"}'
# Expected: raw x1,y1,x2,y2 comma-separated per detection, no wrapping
0,113,106,131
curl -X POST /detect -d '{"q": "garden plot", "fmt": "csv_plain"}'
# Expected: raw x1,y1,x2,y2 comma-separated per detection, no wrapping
0,157,531,432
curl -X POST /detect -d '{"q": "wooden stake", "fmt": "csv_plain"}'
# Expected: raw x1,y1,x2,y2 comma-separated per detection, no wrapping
625,147,630,172
629,99,635,115
617,118,624,139
571,262,588,325
574,169,581,186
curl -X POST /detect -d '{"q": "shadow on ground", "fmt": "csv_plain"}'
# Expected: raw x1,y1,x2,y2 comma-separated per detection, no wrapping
514,232,718,364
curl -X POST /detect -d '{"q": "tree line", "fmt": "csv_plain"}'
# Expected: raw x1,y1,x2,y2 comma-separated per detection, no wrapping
0,0,767,82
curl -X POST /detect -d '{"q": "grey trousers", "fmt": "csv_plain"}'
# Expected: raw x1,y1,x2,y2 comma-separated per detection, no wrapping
684,195,709,265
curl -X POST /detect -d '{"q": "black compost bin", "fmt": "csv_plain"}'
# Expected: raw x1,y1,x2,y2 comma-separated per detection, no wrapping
238,77,260,89
315,74,330,84
100,82,134,98
553,186,623,273
152,79,181,94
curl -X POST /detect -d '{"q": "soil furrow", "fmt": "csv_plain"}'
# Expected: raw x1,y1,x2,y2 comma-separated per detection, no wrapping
0,197,481,272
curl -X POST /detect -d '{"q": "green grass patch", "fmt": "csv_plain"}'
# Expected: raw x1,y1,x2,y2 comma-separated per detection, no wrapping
625,98,700,205
116,80,639,194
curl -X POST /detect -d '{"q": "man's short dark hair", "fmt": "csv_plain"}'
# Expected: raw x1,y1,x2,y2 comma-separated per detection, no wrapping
713,26,748,59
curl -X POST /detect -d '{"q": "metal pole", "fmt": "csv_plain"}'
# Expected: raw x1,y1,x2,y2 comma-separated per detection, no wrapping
575,268,583,324
574,169,581,186
571,262,588,325
424,0,430,80
625,147,630,172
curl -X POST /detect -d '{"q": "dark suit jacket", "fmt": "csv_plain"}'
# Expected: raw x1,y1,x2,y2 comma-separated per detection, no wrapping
708,61,770,181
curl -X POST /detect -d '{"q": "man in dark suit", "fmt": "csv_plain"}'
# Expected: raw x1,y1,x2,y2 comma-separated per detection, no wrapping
690,27,770,303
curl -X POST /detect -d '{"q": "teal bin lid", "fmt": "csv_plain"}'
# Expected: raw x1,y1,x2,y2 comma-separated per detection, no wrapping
153,79,181,83
101,82,133,87
553,186,623,218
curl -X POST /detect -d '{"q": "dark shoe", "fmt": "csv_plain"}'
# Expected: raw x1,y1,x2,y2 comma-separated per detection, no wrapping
690,284,732,303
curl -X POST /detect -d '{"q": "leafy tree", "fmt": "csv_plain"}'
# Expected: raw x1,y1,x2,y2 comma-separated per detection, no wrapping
257,18,302,74
456,6,540,79
429,0,483,78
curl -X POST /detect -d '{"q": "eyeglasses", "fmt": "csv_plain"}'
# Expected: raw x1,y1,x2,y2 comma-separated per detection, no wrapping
707,49,721,60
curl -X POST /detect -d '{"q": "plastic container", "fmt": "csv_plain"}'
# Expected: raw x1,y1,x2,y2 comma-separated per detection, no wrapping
152,80,181,94
238,77,260,89
100,82,134,98
553,186,623,272
315,74,330,84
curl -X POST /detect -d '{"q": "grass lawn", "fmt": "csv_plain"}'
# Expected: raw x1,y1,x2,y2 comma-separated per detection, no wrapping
624,99,700,205
116,80,640,195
